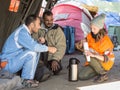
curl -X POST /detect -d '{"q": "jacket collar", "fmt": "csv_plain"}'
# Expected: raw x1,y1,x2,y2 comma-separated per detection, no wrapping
23,24,31,34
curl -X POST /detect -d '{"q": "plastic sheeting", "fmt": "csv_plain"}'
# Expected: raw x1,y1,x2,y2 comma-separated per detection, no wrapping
52,2,92,42
79,0,120,13
104,12,120,28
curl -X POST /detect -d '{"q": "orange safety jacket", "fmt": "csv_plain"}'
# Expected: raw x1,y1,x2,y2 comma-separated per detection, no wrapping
86,33,115,71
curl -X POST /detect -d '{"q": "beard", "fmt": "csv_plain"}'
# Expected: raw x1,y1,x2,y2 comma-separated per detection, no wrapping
45,23,53,28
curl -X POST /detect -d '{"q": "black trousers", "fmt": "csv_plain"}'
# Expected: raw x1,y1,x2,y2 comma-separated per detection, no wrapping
40,52,62,75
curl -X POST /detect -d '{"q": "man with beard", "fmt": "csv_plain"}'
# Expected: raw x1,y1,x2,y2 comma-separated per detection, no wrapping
79,13,115,83
32,10,66,77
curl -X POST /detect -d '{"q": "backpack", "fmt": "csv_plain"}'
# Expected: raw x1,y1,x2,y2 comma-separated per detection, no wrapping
63,26,75,54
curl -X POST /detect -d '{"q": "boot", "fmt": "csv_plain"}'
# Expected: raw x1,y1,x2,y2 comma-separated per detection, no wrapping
94,74,108,83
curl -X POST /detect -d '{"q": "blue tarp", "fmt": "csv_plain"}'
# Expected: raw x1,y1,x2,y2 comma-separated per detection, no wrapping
98,12,120,29
106,12,120,26
102,12,120,28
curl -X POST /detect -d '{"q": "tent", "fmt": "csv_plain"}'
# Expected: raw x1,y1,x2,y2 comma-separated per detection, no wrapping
52,1,92,42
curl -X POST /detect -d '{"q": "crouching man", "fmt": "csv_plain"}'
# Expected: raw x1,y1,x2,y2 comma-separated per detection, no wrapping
0,14,57,88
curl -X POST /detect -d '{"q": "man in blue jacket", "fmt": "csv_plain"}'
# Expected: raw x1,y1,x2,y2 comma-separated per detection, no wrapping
0,14,57,88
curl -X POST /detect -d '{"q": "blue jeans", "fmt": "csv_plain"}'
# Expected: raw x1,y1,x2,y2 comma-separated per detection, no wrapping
4,50,40,79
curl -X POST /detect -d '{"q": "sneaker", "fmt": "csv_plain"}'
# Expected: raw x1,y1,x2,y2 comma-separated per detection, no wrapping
94,74,108,83
21,79,39,88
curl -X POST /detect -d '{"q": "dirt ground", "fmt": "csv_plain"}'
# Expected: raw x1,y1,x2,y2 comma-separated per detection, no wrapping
21,51,120,90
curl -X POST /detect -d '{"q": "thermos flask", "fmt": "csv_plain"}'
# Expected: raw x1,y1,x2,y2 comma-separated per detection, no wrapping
68,58,80,82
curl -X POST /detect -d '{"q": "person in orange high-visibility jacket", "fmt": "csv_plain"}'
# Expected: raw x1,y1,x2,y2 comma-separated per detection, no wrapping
79,13,115,83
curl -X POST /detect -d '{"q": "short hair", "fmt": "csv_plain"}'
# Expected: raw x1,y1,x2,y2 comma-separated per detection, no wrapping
25,14,39,26
43,10,53,19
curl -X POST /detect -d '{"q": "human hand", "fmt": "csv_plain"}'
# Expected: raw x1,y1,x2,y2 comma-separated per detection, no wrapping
51,61,60,71
38,37,45,44
48,47,57,53
84,50,95,57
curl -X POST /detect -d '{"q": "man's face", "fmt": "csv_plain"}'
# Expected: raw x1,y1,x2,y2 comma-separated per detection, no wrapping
43,15,53,28
32,18,41,33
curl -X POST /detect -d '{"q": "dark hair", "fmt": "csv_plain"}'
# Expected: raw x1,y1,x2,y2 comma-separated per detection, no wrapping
43,10,53,19
25,14,39,26
91,28,107,42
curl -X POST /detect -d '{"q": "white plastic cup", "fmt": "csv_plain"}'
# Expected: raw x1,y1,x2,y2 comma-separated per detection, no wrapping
83,42,91,62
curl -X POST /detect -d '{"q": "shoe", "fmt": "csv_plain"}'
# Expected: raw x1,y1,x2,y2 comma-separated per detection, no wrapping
22,79,39,88
94,74,101,81
94,74,108,83
40,72,51,82
34,65,52,82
